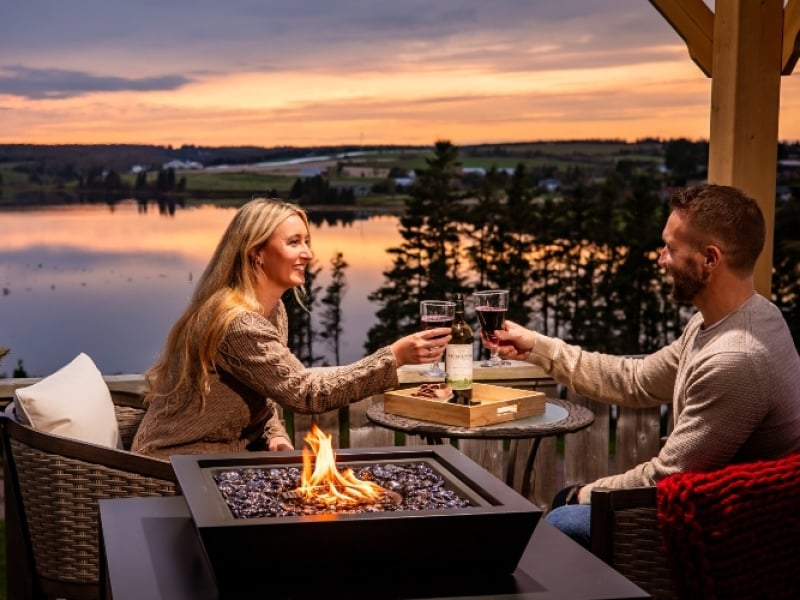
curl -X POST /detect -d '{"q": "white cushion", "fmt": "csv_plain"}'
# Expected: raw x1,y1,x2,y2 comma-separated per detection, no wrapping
13,353,122,448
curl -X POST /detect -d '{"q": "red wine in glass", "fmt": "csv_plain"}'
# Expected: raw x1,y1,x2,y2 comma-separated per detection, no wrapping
422,315,454,336
419,300,455,377
475,307,506,342
473,289,509,367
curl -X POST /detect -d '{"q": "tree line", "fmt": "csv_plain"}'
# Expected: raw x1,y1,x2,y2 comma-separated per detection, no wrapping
282,140,799,366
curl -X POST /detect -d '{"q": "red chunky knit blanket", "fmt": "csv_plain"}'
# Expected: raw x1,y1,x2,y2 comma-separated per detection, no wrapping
656,453,800,600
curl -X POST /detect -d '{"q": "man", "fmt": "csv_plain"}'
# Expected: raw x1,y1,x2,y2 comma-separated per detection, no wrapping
494,184,800,546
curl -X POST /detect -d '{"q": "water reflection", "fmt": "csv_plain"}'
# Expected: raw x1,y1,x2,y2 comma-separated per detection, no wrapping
1,201,401,377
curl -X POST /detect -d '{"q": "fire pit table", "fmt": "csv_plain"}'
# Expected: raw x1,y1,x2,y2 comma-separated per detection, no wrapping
169,444,542,596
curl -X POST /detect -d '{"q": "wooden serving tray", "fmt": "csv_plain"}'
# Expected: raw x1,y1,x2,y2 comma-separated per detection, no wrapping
383,383,546,428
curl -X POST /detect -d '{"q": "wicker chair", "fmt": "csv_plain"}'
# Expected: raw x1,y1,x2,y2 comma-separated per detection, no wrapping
590,487,676,600
1,390,178,600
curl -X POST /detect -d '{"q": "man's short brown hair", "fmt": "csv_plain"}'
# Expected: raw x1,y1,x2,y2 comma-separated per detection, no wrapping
669,184,765,275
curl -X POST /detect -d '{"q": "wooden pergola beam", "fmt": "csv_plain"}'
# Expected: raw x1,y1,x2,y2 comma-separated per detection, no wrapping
784,0,800,74
650,0,714,76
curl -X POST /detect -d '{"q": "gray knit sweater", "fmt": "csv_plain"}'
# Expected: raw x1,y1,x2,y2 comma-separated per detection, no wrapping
526,294,800,497
133,302,398,459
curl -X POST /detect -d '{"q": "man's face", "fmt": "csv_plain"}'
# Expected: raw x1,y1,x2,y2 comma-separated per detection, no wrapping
658,212,708,304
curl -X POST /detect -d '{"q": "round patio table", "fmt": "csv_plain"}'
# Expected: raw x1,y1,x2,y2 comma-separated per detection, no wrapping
367,397,594,498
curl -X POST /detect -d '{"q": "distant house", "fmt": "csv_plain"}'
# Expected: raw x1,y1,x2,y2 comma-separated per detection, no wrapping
461,167,486,176
162,160,203,170
392,170,416,189
393,177,415,188
537,177,561,192
776,185,793,202
334,183,371,197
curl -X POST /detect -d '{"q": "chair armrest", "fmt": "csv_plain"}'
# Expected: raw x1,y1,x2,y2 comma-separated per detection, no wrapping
591,487,657,561
590,487,675,598
1,404,174,480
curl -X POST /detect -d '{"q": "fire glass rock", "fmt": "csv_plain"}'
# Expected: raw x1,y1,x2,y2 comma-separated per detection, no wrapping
214,461,472,518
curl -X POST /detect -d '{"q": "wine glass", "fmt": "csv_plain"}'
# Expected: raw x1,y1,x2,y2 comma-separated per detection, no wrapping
419,300,455,377
473,289,509,367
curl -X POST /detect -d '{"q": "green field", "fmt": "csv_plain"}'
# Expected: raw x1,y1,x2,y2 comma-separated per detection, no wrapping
178,171,295,192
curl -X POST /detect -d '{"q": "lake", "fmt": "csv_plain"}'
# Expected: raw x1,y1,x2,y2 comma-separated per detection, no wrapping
1,201,403,378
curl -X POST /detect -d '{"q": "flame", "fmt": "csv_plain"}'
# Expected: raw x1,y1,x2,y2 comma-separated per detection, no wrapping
295,424,386,506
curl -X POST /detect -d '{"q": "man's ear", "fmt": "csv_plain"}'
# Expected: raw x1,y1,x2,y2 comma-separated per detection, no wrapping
705,245,722,267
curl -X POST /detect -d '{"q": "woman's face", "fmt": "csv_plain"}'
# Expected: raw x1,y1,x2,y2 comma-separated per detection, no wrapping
257,214,313,292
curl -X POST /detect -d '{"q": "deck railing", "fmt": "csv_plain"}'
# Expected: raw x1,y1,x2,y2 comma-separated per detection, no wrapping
0,361,667,509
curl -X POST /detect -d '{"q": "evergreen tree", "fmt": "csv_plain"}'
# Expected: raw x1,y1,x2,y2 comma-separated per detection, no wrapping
550,181,604,344
585,173,667,354
414,140,468,298
464,166,507,290
664,138,708,185
319,252,348,365
13,359,28,378
610,174,673,354
464,164,538,359
527,192,569,338
283,260,323,365
134,171,147,190
365,140,467,353
772,198,800,345
492,164,538,324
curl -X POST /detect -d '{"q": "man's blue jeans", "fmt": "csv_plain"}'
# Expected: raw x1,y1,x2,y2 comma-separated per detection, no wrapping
543,504,592,548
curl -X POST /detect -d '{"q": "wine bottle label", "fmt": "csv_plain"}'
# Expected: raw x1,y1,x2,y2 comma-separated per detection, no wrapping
446,344,473,390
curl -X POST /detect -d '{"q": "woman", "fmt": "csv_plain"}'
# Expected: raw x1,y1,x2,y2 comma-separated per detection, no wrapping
133,198,450,459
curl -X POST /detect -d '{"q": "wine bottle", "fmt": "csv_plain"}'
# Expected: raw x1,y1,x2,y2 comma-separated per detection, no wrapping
445,293,477,405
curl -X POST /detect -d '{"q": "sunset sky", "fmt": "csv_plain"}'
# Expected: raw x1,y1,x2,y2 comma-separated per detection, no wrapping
2,0,800,147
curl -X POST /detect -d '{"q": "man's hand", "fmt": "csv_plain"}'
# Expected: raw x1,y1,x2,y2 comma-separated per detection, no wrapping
493,320,537,361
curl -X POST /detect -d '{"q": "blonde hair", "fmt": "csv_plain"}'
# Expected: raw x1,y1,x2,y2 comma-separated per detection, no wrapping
145,198,310,402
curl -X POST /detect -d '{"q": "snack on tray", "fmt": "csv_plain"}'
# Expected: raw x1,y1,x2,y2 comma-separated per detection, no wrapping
411,383,452,399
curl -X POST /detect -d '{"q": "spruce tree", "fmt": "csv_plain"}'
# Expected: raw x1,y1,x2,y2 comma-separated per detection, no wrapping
320,252,348,365
365,140,467,353
283,260,323,366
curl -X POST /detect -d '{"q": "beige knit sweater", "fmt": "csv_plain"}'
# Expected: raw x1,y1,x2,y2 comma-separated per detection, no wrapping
526,294,800,501
132,302,398,460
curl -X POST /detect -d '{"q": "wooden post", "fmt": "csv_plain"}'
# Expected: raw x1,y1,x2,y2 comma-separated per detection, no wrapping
652,0,786,297
707,0,782,297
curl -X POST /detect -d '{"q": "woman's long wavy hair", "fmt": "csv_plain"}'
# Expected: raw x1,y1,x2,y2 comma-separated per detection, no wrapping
145,198,309,403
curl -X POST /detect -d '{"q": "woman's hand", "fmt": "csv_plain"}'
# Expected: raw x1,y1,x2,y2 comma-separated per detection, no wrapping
390,328,452,367
492,320,537,361
268,436,294,451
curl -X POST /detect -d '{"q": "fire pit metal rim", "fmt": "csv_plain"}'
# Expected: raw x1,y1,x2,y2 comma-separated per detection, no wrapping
171,444,537,526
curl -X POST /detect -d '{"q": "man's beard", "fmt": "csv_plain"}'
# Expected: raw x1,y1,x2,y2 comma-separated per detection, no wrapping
668,265,707,304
